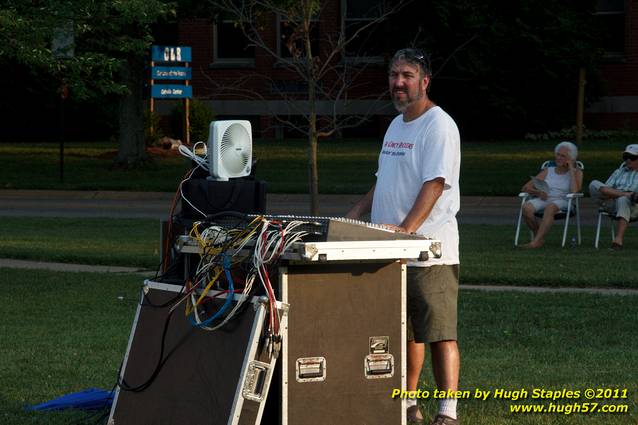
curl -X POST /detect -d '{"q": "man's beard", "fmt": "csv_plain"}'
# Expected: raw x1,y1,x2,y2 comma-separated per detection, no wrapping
392,87,424,112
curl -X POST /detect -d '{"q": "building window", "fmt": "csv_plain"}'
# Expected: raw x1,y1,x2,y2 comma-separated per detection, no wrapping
594,0,625,57
213,19,255,66
343,0,385,62
277,16,320,59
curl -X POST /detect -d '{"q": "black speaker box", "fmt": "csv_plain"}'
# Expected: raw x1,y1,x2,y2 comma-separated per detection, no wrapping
180,178,267,219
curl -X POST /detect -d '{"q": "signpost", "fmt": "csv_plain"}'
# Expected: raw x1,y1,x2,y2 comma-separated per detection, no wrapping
150,45,192,144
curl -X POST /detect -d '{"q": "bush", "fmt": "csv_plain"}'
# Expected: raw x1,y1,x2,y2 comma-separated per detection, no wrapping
144,109,163,146
524,126,638,142
170,98,215,144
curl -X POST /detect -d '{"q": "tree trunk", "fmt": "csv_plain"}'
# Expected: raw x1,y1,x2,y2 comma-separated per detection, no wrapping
305,7,319,216
308,112,319,215
115,54,148,167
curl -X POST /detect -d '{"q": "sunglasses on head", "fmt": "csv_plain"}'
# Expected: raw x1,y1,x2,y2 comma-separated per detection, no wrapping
623,153,638,161
396,48,431,74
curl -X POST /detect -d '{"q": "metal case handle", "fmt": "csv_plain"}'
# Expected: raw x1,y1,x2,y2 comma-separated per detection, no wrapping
364,354,394,379
242,360,271,402
296,357,326,382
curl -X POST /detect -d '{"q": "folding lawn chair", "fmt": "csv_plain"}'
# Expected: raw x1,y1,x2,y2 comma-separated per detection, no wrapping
514,160,584,247
594,207,637,248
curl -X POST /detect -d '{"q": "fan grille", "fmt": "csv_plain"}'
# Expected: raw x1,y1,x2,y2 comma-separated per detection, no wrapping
220,123,251,175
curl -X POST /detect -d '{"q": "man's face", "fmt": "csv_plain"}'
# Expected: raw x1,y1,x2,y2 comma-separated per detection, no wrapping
388,60,429,112
623,152,638,170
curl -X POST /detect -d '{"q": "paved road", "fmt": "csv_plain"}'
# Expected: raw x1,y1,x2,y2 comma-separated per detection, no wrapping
0,189,602,225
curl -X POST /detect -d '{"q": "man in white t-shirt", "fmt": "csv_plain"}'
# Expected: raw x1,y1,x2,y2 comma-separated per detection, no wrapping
346,48,461,425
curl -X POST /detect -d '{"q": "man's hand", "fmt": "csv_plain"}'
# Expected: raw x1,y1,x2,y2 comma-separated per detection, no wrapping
600,185,635,199
538,191,548,200
381,224,408,233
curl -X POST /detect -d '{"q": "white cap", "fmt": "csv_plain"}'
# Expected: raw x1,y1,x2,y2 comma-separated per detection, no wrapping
624,144,638,156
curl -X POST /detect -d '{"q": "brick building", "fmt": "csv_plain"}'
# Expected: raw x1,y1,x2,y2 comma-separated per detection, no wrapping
164,0,394,139
585,0,638,129
164,0,638,138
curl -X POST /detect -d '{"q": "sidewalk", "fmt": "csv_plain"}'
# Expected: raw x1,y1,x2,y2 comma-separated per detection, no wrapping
0,189,602,224
0,258,152,275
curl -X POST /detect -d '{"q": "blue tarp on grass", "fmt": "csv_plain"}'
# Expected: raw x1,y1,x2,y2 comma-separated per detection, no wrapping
26,388,113,411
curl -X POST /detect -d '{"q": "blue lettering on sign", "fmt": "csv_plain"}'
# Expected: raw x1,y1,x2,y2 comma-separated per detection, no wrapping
151,85,193,99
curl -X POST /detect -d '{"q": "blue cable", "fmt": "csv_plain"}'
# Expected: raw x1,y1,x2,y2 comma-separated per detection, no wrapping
190,253,235,328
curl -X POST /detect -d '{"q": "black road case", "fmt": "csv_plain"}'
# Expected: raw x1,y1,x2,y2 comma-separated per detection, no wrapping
108,281,287,425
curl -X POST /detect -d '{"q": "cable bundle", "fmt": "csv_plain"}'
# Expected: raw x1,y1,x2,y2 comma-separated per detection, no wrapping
252,219,307,338
178,142,208,171
172,216,308,341
119,216,308,395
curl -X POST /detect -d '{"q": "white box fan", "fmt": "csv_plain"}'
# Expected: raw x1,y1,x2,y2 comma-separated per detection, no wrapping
207,120,252,181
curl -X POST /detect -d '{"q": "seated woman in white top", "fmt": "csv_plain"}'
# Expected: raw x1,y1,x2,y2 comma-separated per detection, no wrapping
520,141,583,248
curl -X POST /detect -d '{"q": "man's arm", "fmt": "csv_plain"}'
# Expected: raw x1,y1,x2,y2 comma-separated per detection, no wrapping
599,185,634,199
345,185,375,219
386,178,445,233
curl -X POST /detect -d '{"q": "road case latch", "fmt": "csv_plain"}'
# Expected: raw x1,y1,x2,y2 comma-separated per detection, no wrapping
369,336,389,354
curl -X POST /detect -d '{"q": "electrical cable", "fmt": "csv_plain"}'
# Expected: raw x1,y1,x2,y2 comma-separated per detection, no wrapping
116,216,312,397
118,304,176,393
189,253,235,328
161,168,196,271
178,142,208,171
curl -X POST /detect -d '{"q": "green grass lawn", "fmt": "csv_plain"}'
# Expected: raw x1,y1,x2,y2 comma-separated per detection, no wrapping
1,269,635,424
0,269,141,425
460,224,638,288
1,217,637,288
0,217,160,269
440,290,638,424
0,139,633,195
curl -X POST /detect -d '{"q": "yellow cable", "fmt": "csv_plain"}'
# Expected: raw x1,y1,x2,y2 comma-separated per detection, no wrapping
186,216,264,317
185,266,224,316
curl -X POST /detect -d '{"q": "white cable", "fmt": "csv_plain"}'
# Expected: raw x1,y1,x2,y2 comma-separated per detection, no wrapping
178,142,208,171
176,142,210,218
179,168,207,218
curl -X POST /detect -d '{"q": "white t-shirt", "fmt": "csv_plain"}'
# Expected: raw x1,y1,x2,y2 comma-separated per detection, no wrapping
371,106,461,267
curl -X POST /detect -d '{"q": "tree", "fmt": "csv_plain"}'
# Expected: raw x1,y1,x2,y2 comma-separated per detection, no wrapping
209,0,408,215
0,0,175,166
388,0,602,136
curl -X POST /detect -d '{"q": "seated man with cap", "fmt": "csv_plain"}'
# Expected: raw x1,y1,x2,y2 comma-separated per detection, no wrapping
589,144,638,250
